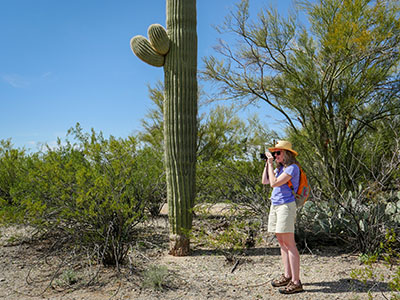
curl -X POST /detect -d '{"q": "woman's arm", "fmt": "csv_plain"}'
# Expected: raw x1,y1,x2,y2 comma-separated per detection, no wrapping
269,170,292,188
262,161,270,184
265,152,292,187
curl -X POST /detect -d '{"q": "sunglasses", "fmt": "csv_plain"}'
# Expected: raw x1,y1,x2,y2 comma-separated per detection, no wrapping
272,151,281,157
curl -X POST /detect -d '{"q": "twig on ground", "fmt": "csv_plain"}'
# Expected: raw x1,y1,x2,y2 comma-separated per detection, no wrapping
303,238,314,255
108,280,122,300
231,259,241,273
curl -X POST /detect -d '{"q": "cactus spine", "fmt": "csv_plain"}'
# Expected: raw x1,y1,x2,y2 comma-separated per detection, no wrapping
130,0,197,256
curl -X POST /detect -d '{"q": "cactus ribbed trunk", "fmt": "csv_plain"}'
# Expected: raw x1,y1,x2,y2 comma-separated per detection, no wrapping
164,0,197,256
130,0,197,256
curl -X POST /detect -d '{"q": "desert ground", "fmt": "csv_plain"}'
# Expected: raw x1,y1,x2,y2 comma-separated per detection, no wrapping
0,207,396,300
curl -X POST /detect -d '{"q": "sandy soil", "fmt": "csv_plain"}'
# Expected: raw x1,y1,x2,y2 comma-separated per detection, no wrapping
0,218,397,300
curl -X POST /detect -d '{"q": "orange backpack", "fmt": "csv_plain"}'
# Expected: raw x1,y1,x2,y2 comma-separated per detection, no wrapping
287,163,310,207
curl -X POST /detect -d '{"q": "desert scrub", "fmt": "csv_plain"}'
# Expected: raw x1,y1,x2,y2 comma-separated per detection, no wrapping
142,265,171,291
191,206,261,259
54,269,80,287
0,139,28,224
351,229,400,299
12,124,164,266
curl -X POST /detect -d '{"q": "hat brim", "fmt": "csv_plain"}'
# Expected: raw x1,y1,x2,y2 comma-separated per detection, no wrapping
268,147,298,157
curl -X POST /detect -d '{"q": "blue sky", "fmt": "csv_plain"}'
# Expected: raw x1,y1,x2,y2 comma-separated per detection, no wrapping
0,0,295,151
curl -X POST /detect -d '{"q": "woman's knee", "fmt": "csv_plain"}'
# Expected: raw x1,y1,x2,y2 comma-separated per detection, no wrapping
277,233,295,247
275,233,284,243
275,233,288,248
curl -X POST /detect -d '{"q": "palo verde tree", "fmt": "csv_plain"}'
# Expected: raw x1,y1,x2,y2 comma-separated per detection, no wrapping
139,82,277,213
202,0,400,199
130,0,198,255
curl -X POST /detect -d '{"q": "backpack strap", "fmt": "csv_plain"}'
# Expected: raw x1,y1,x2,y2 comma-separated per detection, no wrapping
287,179,294,191
287,163,300,197
287,179,296,196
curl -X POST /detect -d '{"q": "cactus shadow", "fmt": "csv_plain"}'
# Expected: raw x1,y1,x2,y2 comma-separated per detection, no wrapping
190,246,281,257
304,278,391,294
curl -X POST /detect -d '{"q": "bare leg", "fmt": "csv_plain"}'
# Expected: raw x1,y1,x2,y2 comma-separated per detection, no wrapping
276,233,291,279
276,233,300,283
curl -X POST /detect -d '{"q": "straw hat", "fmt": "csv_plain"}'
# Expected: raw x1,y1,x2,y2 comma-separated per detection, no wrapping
268,140,298,157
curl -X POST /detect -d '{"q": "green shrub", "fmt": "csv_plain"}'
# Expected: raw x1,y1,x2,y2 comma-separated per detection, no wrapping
0,140,30,224
0,139,27,206
12,124,162,266
191,210,261,259
196,155,271,220
55,269,80,287
136,147,166,217
296,188,400,253
142,265,170,290
351,230,400,299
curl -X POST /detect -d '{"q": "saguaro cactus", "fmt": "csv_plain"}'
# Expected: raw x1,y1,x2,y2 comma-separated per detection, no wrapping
130,0,198,256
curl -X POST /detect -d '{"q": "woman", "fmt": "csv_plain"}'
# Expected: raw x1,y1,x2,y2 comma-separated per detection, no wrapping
262,140,303,294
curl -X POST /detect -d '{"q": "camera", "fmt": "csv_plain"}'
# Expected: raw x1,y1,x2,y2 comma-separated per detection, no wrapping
260,153,267,160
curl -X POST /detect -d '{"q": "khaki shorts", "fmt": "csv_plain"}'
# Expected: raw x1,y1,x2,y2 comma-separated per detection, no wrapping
268,201,297,233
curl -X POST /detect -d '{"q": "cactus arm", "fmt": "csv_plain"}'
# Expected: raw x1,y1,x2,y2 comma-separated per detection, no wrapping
130,24,169,67
148,24,170,55
130,35,165,67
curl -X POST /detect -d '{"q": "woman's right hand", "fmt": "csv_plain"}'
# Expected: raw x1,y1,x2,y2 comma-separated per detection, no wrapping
265,151,274,164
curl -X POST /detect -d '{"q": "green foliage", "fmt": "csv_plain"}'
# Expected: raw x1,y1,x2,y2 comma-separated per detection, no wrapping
351,230,400,299
55,269,80,287
139,81,165,153
297,188,400,252
0,140,29,224
197,105,276,218
6,124,167,265
192,212,261,257
197,157,271,218
140,82,277,218
293,116,400,251
203,0,400,191
136,146,166,217
202,0,400,252
142,265,171,291
198,104,248,162
0,140,26,204
138,82,168,216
